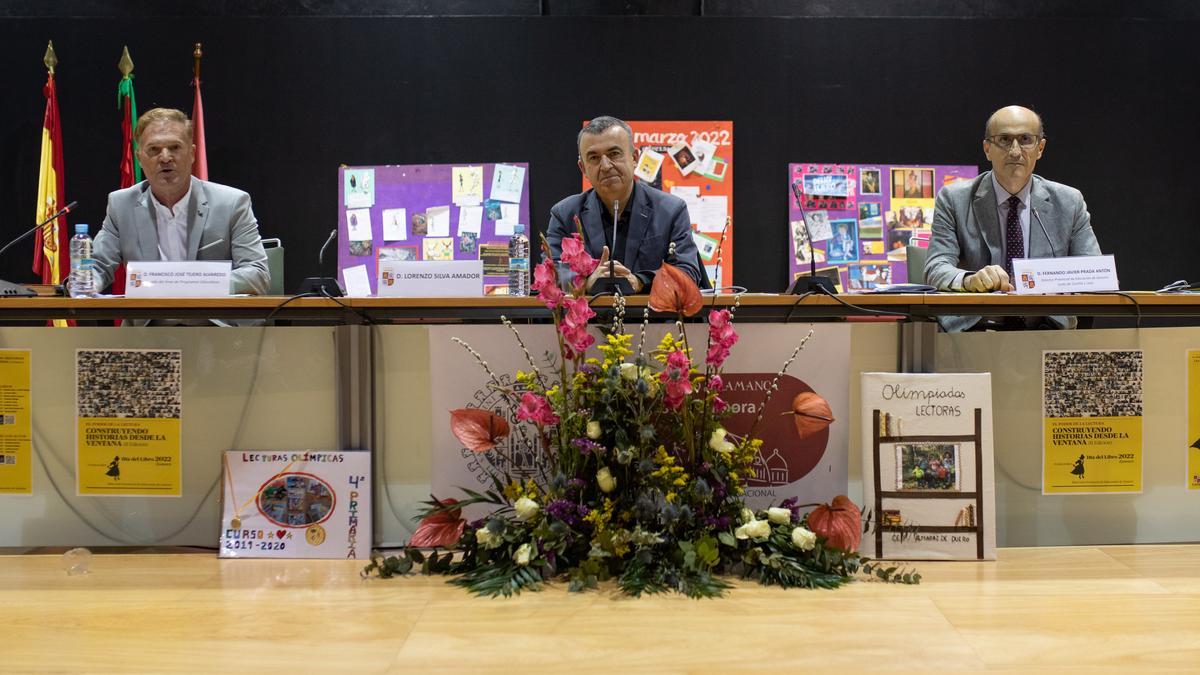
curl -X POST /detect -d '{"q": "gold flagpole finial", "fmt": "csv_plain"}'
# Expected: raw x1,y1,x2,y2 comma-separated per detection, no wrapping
118,45,134,78
43,40,58,75
193,42,202,79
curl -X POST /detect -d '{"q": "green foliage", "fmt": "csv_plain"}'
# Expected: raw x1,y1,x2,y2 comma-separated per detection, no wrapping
450,562,545,598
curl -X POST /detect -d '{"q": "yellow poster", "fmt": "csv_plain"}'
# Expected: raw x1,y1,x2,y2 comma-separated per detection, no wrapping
1042,350,1143,495
75,349,182,497
0,349,32,494
1188,350,1200,490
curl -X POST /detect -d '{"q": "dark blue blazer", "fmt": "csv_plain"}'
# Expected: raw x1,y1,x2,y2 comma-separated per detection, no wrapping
545,181,709,290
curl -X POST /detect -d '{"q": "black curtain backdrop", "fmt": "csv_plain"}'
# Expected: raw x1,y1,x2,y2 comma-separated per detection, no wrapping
0,14,1196,293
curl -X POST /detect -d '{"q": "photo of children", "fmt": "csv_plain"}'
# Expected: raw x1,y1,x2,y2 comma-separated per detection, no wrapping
895,443,960,492
257,474,335,527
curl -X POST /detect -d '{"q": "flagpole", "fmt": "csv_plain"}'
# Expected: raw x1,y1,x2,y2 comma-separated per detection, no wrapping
191,42,208,180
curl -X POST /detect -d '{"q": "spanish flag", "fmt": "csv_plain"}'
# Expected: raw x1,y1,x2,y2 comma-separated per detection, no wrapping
32,41,68,291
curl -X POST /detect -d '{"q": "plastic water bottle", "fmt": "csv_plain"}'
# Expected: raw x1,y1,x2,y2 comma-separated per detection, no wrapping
508,223,529,297
69,223,95,297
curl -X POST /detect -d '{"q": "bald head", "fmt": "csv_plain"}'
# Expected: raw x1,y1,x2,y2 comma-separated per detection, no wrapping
985,105,1044,140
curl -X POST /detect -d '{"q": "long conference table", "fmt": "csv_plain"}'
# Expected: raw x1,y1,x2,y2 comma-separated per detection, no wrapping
3,292,1200,549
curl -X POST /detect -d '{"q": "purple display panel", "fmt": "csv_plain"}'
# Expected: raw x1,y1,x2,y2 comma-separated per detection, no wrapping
338,163,530,295
787,163,977,291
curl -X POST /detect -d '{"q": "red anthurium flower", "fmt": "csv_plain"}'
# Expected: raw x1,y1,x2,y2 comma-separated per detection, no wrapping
449,408,511,453
789,391,834,439
410,499,466,548
648,263,703,317
807,495,862,552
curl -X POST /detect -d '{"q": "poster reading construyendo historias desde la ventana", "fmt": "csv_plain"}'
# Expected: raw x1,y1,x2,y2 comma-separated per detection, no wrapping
429,323,849,520
76,349,182,497
1042,349,1144,495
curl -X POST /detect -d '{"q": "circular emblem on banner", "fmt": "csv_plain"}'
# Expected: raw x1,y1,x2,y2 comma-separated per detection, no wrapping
306,524,327,546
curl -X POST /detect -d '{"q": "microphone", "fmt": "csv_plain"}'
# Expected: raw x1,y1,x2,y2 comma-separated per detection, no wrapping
1032,208,1056,257
298,228,344,297
788,180,836,294
0,200,79,297
317,228,337,264
0,201,78,259
588,198,634,296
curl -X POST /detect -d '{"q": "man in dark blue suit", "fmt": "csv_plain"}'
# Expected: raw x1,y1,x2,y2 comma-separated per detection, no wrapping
546,116,708,292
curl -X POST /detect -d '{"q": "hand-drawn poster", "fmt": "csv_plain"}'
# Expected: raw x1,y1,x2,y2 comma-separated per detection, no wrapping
76,349,182,497
787,163,977,290
860,372,996,560
1042,350,1143,494
338,163,530,295
0,349,32,494
220,450,371,559
584,121,734,289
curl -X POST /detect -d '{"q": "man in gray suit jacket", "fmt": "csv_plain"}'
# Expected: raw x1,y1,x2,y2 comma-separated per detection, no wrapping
93,108,269,295
546,116,708,292
925,105,1100,332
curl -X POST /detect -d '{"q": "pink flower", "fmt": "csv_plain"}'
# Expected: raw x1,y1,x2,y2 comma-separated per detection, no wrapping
531,259,563,309
516,392,559,426
558,296,596,358
712,396,728,413
709,374,724,392
659,349,694,409
560,234,598,279
705,309,739,368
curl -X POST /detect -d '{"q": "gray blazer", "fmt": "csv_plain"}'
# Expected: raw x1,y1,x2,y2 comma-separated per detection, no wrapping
546,181,709,290
925,171,1101,332
93,177,270,295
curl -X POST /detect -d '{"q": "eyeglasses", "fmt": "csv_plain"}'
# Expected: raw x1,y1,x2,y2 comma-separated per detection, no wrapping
985,133,1042,149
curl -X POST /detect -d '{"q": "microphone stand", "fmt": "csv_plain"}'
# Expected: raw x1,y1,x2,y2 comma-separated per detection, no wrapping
588,198,634,296
298,228,344,296
789,181,837,294
0,200,78,297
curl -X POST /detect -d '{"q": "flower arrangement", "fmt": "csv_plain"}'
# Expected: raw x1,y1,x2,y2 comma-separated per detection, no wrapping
364,233,918,597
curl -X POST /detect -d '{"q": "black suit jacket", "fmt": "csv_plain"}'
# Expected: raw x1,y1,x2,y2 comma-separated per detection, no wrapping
545,181,709,290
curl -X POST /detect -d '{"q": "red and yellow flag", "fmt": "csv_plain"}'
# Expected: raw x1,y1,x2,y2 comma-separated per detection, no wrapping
32,42,68,288
191,43,208,180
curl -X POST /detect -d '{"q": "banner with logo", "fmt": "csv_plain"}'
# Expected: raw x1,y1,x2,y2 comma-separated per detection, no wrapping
76,349,182,497
1042,349,1143,494
0,349,32,494
860,372,996,560
429,323,848,520
220,450,371,559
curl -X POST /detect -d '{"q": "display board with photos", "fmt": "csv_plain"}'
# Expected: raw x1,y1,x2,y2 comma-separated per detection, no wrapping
338,163,531,296
787,163,977,291
583,121,733,289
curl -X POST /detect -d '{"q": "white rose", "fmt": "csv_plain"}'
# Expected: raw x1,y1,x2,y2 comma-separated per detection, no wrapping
735,518,771,540
597,466,617,493
767,507,792,525
586,420,602,439
791,526,816,551
620,363,639,380
475,527,501,549
513,497,540,521
708,427,735,454
514,542,532,566
740,507,755,524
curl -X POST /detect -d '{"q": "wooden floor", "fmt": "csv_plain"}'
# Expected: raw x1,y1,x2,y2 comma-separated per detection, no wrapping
5,545,1200,673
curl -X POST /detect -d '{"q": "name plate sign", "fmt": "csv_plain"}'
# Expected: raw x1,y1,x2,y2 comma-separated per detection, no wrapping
1012,255,1119,294
377,260,484,297
125,261,232,297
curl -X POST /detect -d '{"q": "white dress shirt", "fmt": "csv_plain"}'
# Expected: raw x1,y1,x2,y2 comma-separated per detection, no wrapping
149,184,192,261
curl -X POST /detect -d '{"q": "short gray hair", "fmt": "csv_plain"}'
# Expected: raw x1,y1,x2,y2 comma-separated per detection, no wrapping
577,116,634,155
